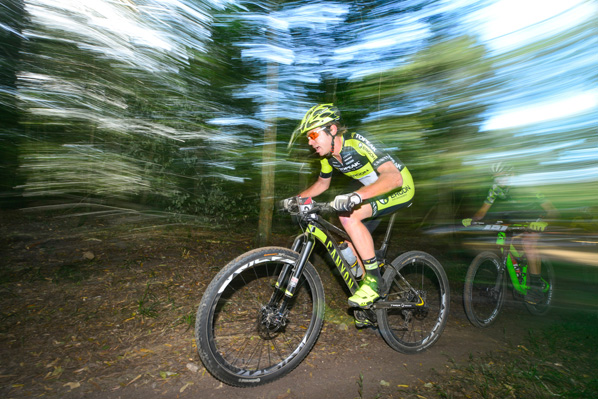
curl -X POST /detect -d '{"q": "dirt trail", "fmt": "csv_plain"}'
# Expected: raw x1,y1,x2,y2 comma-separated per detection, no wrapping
68,301,555,399
0,210,570,398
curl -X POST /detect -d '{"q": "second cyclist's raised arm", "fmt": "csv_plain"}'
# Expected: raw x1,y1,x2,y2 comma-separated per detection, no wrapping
473,185,499,221
473,202,491,221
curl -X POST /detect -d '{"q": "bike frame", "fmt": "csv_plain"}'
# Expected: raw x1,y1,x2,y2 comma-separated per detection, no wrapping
269,198,429,321
272,204,395,309
483,223,538,295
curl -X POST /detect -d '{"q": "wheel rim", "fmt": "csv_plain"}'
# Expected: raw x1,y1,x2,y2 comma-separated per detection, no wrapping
384,259,448,347
206,259,319,378
469,257,503,325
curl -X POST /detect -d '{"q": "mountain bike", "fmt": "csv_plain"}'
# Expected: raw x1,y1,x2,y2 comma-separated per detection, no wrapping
195,197,450,387
463,221,555,328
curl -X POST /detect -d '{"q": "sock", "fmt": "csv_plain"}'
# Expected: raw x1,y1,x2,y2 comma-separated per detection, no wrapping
363,257,381,281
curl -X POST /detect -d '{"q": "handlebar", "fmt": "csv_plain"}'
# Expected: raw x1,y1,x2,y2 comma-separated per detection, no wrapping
278,197,335,217
468,221,534,232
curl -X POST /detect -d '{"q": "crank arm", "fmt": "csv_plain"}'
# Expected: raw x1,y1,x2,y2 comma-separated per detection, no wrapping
372,301,426,310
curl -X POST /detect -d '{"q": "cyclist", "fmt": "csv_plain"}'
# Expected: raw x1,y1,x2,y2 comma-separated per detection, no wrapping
462,162,559,304
285,104,414,309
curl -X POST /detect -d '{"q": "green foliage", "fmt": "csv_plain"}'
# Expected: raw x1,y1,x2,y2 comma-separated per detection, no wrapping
137,282,160,319
2,0,594,228
166,180,259,223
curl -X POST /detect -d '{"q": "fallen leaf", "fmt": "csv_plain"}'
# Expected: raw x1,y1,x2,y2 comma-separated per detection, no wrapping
125,374,142,386
180,382,193,392
64,382,80,390
47,366,64,379
380,380,390,387
74,367,89,374
186,363,199,373
159,371,178,379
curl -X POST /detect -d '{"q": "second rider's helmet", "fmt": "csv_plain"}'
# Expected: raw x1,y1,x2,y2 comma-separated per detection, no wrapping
491,162,514,176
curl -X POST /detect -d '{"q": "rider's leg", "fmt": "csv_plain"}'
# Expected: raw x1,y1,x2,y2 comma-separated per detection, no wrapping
339,205,383,307
522,231,541,275
522,231,543,303
338,204,375,260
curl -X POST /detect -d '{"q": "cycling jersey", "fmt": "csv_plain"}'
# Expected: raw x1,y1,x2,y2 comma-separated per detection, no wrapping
485,184,548,221
319,132,414,217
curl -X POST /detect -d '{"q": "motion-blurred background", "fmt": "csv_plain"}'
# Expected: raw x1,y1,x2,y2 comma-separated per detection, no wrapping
1,0,596,243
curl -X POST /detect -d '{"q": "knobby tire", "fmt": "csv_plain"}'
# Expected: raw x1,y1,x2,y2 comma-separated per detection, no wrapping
377,251,450,353
463,251,505,328
195,247,325,387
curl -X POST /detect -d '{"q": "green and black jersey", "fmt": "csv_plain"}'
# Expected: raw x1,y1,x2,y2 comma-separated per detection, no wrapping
484,184,548,221
319,132,414,217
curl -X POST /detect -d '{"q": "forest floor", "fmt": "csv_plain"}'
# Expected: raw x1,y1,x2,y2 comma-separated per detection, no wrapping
1,208,597,399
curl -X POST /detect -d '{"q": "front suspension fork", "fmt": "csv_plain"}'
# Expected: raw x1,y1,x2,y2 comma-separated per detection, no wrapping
495,261,506,292
269,233,315,313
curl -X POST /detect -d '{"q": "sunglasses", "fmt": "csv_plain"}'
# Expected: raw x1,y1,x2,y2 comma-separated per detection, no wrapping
307,128,325,141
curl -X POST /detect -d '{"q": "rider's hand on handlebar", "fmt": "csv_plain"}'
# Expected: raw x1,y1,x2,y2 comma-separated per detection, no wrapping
462,218,472,227
330,192,362,212
529,221,548,232
279,196,299,211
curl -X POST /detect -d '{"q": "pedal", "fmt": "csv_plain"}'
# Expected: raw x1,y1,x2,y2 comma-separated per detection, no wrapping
353,309,377,328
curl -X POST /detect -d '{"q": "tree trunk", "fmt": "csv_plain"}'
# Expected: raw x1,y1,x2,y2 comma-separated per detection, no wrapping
0,0,25,207
256,61,278,245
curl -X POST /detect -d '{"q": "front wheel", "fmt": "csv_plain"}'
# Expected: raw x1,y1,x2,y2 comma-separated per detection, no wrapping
377,251,450,353
195,247,325,387
524,256,555,316
463,251,505,328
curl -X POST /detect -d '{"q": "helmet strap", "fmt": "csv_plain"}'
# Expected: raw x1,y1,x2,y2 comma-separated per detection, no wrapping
325,125,338,155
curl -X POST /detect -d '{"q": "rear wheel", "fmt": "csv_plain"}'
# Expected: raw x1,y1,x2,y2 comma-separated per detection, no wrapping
463,251,505,328
377,251,450,353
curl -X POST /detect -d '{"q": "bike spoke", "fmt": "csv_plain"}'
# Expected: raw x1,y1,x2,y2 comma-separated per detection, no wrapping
205,258,320,375
464,252,504,327
378,252,450,353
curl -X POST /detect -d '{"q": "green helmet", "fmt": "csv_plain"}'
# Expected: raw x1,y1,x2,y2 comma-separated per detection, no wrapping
491,162,513,176
298,104,341,135
287,104,341,150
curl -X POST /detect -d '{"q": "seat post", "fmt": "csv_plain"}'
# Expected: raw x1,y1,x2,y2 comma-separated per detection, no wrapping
377,213,396,259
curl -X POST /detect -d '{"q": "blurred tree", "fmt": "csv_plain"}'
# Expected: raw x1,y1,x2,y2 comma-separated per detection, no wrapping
458,3,597,214
213,0,322,243
0,0,25,206
349,34,495,226
14,0,242,221
10,0,591,235
257,59,279,244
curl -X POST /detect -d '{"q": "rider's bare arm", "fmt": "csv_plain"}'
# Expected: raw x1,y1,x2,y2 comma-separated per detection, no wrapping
354,161,403,201
300,176,331,198
473,202,492,221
